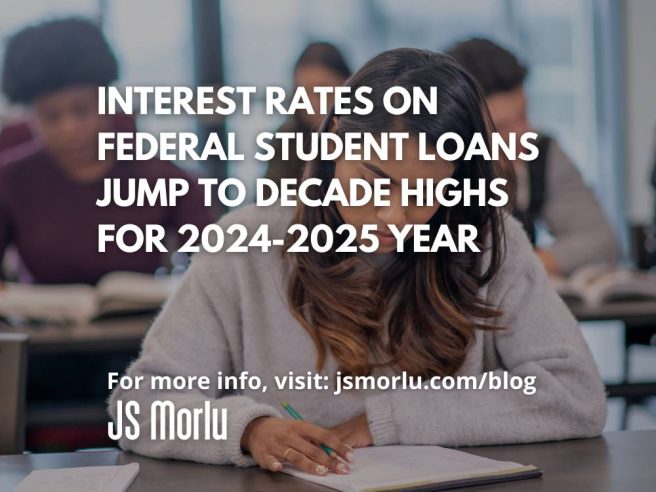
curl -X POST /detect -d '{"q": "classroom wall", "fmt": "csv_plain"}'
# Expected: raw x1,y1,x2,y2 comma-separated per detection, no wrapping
624,0,656,223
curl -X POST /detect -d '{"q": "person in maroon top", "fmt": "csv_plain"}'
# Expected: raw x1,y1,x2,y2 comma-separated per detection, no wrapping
0,17,213,285
0,17,216,451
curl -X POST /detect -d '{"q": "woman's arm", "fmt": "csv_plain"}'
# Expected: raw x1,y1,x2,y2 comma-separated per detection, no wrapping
107,250,281,466
108,208,353,473
364,217,607,447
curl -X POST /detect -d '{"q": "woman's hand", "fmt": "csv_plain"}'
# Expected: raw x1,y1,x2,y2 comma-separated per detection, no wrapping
241,417,353,475
330,413,373,448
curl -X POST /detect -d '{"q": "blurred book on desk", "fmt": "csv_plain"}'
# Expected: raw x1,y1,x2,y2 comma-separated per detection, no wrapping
552,264,656,307
0,272,178,325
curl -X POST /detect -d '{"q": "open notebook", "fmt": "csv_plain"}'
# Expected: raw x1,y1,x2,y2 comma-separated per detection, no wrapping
283,446,541,492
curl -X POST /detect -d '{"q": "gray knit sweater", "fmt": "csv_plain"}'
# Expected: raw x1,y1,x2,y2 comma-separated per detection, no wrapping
108,204,606,467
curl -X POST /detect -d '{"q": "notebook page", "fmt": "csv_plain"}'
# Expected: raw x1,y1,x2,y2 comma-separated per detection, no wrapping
283,446,525,492
15,463,139,492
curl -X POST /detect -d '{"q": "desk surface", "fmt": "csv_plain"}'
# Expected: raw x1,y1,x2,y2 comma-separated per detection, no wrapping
570,300,656,324
0,431,653,492
0,314,152,354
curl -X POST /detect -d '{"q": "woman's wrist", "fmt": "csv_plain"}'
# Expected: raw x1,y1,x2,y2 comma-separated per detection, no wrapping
240,416,272,452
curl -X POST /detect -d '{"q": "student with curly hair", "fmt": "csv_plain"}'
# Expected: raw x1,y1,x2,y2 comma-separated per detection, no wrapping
0,18,212,285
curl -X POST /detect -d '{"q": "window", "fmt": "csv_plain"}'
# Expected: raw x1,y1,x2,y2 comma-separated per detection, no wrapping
220,0,624,240
0,0,625,236
103,0,197,169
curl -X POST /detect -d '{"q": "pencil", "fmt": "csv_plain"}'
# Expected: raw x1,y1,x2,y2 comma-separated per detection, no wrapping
281,400,336,457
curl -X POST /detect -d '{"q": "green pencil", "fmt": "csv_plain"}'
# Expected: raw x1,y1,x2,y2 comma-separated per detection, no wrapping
281,401,336,457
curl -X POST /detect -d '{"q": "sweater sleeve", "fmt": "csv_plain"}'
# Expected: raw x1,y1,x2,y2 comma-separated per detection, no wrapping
107,242,281,466
364,217,607,447
541,141,620,274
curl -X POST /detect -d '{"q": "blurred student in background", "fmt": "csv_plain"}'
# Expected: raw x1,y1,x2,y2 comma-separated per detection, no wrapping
265,42,351,185
0,17,213,285
448,38,620,276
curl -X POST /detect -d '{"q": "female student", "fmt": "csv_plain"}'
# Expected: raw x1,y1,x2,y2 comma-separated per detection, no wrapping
0,18,212,285
265,42,351,185
110,48,606,476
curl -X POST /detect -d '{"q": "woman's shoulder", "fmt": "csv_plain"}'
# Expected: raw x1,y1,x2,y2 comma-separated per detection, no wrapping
0,143,56,197
189,204,293,276
182,205,293,301
0,141,49,174
482,213,544,299
500,213,534,261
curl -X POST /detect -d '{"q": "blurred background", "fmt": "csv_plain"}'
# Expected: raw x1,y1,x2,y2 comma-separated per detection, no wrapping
0,0,655,453
0,0,641,228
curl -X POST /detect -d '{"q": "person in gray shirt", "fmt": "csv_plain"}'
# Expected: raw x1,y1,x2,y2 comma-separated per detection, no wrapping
448,38,620,276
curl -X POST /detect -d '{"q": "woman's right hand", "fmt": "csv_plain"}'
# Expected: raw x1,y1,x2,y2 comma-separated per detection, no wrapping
241,417,353,475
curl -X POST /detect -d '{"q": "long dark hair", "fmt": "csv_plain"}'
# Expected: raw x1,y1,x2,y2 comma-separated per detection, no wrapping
284,48,511,378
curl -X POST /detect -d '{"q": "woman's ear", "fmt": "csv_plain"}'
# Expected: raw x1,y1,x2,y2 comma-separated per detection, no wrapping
329,116,340,133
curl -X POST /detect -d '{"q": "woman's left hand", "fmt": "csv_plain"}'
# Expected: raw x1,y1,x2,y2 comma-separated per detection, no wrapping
330,413,373,449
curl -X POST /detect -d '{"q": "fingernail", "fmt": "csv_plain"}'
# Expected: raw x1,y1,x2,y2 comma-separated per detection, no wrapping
272,460,282,471
346,451,354,462
337,463,349,474
316,465,328,475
